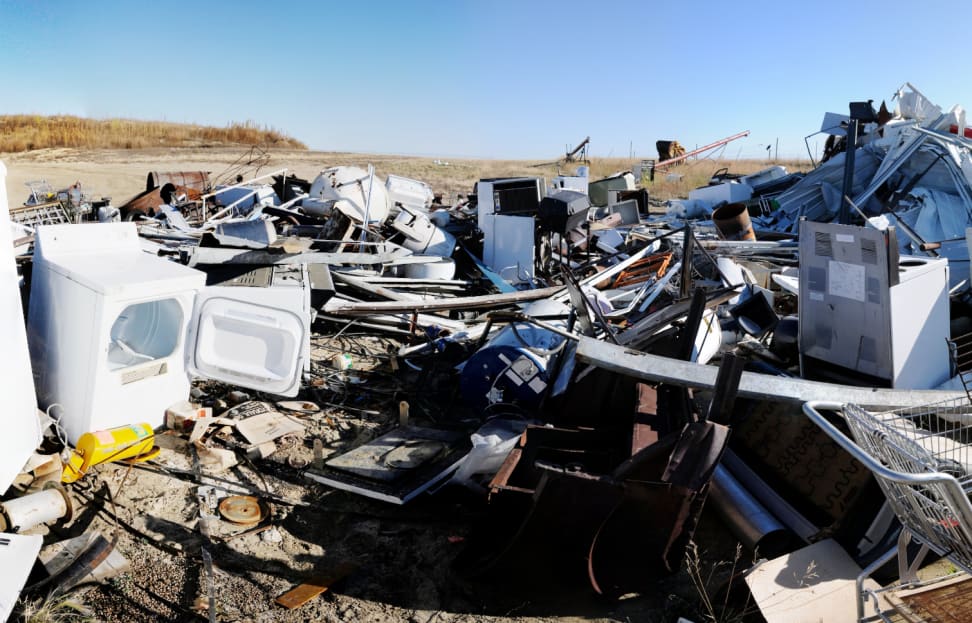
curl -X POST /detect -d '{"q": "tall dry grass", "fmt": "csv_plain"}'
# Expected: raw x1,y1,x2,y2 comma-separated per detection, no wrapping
0,115,307,152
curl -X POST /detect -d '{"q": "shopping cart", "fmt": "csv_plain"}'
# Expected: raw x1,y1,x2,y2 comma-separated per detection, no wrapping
803,398,972,622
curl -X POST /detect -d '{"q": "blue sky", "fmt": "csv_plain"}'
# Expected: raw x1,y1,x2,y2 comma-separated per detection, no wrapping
1,0,970,161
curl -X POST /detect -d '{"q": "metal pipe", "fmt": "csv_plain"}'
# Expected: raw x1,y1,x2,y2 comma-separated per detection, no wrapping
709,464,793,558
839,119,858,224
721,451,820,541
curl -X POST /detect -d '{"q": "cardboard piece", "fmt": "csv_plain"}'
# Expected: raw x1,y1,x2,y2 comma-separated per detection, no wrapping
745,538,888,623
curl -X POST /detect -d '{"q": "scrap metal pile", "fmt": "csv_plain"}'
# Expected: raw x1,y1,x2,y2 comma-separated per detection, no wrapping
5,83,972,621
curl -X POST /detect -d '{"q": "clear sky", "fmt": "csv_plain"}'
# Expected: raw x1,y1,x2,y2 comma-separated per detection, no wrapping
2,0,970,161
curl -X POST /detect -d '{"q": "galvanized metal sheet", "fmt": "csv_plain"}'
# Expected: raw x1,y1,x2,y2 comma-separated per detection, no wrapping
575,336,966,409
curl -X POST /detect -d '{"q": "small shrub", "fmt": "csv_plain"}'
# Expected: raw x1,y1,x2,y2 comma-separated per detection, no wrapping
17,593,97,623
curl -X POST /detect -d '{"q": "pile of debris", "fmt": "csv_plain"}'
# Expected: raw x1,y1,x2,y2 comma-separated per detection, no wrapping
6,82,972,622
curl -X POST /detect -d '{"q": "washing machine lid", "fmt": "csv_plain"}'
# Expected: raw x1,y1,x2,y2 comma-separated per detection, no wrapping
186,294,305,396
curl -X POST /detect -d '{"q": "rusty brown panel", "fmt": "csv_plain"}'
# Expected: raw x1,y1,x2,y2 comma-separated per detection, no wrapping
631,383,660,454
121,185,200,214
121,186,164,214
146,171,210,193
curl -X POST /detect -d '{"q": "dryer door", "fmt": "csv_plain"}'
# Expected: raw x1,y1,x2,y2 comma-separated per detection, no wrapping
186,293,305,396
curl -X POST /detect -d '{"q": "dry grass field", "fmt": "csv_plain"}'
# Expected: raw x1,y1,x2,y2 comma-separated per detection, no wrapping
0,114,812,204
0,115,306,152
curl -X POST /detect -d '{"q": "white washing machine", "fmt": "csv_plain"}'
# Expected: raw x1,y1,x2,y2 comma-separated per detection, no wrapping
28,223,308,443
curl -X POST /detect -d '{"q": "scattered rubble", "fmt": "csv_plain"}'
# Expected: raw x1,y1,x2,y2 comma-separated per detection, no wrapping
7,83,972,622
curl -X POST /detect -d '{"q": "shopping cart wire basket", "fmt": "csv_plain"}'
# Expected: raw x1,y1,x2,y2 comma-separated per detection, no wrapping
803,398,972,621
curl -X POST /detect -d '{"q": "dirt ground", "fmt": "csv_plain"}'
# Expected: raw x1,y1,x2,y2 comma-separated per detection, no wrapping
1,146,594,208
5,148,746,623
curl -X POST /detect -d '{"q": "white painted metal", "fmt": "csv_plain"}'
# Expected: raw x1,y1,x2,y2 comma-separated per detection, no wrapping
385,174,434,213
492,215,535,284
891,257,951,388
187,295,305,397
0,161,43,494
309,166,390,224
476,178,543,282
687,181,753,205
28,223,310,442
188,264,311,391
392,206,456,256
0,533,43,620
28,223,205,442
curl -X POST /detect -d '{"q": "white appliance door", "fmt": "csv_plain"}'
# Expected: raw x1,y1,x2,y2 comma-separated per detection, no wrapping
186,293,305,396
0,532,43,619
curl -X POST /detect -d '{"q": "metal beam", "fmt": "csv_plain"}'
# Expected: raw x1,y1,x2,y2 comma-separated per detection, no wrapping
185,247,402,266
575,337,965,409
323,285,565,315
654,131,751,169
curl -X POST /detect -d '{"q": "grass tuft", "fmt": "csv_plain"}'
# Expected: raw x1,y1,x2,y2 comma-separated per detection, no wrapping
18,593,98,623
684,540,759,623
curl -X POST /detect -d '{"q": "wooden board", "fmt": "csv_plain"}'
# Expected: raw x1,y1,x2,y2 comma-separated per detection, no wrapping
275,563,357,609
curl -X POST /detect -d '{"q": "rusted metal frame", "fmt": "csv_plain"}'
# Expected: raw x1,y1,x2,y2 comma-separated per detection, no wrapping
679,224,694,299
705,353,746,425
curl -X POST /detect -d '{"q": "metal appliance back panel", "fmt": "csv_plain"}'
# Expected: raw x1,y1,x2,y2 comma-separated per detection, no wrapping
799,221,894,382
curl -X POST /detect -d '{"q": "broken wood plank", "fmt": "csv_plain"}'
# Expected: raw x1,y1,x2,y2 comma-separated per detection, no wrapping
323,285,565,315
575,336,966,409
275,563,357,609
